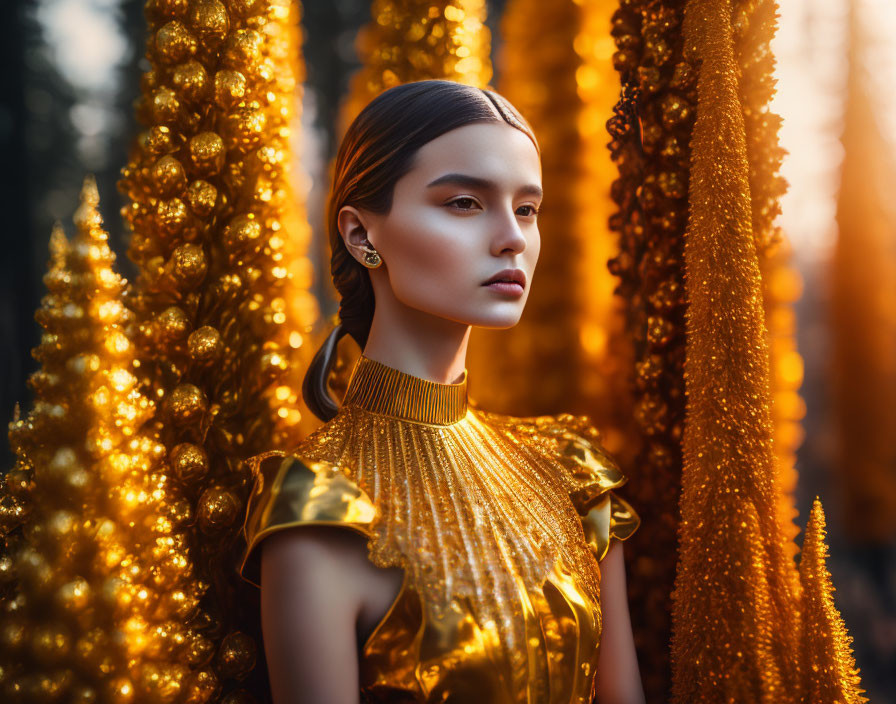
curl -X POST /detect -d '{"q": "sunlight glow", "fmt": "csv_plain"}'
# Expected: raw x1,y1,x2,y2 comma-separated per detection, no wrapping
770,0,848,263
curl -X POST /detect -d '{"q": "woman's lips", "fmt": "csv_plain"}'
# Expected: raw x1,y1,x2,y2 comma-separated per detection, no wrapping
484,281,525,297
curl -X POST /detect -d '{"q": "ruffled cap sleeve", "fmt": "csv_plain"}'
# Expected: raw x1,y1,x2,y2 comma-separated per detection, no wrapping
540,414,641,562
238,449,377,588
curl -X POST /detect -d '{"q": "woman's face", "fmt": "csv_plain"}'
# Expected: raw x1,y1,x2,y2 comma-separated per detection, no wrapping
340,121,542,329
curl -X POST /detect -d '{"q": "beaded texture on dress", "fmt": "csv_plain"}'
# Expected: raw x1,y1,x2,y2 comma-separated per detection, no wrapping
239,355,640,704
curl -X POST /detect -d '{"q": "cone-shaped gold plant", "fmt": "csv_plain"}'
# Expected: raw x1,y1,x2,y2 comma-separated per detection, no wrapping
671,0,802,699
798,498,869,704
1,177,195,703
0,224,68,541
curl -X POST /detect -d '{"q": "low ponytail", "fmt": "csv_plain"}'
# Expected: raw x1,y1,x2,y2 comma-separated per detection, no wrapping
301,200,377,421
302,250,376,421
302,322,349,422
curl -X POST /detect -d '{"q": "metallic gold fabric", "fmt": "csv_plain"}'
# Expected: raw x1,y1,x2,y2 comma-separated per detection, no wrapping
239,354,640,703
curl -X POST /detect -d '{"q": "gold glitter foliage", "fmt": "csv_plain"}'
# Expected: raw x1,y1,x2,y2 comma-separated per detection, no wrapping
606,1,695,697
1,178,193,703
798,499,869,704
669,0,846,700
671,0,802,699
117,0,316,701
339,0,492,139
610,0,864,700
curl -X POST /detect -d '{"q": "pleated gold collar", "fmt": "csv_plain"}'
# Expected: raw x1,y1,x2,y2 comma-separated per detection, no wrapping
341,354,469,425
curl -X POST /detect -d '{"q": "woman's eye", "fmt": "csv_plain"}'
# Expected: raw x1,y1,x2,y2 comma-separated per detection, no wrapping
446,198,540,217
448,197,479,211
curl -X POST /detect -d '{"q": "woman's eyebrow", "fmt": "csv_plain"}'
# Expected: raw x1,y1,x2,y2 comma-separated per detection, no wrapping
425,173,543,199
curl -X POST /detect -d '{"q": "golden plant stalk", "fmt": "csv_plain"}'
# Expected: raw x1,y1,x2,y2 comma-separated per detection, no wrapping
117,0,317,700
832,0,896,543
340,0,492,137
468,0,629,427
574,1,640,455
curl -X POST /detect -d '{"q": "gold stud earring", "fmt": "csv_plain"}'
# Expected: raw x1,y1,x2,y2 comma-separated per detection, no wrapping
362,247,382,269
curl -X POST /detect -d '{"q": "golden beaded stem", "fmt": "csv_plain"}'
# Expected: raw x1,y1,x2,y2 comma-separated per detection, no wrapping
116,0,314,699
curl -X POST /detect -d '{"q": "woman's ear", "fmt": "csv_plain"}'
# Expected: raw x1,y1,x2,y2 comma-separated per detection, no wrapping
337,205,377,265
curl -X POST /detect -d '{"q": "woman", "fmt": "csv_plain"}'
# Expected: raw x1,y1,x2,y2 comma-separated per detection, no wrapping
238,79,644,704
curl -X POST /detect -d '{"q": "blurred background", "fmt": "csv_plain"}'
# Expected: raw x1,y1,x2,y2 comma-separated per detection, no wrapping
1,0,894,700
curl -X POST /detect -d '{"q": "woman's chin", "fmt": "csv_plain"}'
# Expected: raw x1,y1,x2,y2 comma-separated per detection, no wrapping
465,309,525,330
420,298,526,329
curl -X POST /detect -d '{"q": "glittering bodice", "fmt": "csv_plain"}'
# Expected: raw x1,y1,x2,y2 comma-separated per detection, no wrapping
239,354,640,704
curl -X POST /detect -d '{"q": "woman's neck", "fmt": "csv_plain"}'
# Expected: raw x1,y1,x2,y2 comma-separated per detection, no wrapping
362,295,471,386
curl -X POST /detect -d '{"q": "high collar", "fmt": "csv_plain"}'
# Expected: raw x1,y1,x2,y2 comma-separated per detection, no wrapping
341,354,469,425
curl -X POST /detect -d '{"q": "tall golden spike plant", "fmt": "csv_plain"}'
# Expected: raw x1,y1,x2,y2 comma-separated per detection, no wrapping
671,0,866,701
117,0,317,700
672,0,801,698
1,178,192,703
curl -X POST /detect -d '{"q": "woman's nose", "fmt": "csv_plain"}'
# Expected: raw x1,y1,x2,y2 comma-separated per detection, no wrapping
490,209,528,255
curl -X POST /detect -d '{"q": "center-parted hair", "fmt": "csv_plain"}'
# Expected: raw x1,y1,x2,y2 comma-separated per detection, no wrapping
303,79,539,421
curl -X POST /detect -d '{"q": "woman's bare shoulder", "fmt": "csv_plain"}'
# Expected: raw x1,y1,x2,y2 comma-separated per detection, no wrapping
259,526,373,704
261,524,372,595
261,524,402,608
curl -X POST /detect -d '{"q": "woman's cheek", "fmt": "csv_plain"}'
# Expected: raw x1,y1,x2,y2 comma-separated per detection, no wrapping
392,247,476,314
387,247,447,306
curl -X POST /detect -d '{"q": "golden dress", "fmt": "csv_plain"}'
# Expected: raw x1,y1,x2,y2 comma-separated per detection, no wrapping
238,354,641,703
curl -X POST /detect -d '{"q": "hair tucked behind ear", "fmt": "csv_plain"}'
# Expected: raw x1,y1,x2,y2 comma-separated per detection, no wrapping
302,79,539,421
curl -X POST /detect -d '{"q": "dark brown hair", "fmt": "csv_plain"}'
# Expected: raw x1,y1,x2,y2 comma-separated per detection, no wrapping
302,79,539,421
